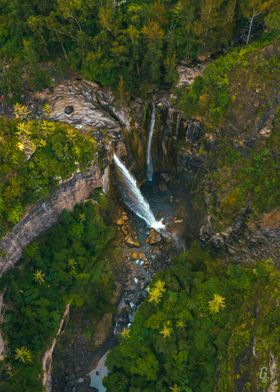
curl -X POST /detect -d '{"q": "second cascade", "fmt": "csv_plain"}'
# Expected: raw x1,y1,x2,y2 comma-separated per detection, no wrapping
147,103,156,182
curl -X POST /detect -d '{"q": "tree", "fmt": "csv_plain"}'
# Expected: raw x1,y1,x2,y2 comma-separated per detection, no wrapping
142,21,164,85
194,0,237,52
148,280,166,304
13,104,30,120
208,294,226,314
265,11,280,31
33,270,45,285
120,328,130,339
170,385,182,392
241,0,278,44
15,347,32,364
160,323,173,338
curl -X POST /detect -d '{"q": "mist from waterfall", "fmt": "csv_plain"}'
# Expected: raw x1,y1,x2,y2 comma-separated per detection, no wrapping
147,103,156,182
113,154,164,230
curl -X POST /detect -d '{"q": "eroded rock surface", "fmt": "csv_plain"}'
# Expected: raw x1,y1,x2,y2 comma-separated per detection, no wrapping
0,293,4,360
176,64,206,88
0,164,105,277
36,80,131,134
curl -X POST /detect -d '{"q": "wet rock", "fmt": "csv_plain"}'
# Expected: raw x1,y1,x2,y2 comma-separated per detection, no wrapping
160,173,170,183
185,120,203,143
159,182,167,192
37,107,43,116
115,212,128,226
145,229,162,245
174,217,183,224
177,149,205,176
65,105,74,115
121,225,129,236
130,251,139,260
125,237,141,247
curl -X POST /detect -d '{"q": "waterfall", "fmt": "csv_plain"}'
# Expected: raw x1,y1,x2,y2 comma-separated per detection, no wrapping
147,104,156,182
113,154,164,230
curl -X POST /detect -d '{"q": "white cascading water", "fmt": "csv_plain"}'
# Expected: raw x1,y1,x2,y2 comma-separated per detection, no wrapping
113,154,165,230
147,103,156,182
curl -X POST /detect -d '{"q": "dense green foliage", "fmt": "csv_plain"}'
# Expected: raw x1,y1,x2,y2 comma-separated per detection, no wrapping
178,34,280,125
0,201,116,391
0,116,95,236
0,0,279,102
105,245,280,391
208,126,280,228
178,35,280,229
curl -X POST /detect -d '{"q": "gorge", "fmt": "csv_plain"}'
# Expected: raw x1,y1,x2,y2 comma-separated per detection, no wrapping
0,4,279,391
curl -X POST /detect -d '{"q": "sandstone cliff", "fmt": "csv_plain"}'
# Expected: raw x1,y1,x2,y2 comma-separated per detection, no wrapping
0,164,106,277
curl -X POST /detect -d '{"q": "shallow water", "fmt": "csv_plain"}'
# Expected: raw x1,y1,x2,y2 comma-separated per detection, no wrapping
89,351,109,392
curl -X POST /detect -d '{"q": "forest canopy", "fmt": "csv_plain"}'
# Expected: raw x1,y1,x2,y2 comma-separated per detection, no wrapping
105,245,280,392
0,116,96,236
0,201,116,391
0,0,279,103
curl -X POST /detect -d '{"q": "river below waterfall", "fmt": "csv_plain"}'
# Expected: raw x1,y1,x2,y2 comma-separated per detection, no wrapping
53,169,199,392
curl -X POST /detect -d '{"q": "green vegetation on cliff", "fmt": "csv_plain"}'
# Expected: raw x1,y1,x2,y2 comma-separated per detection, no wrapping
178,34,280,126
0,115,96,237
178,35,280,230
208,123,280,229
0,201,116,391
105,245,280,392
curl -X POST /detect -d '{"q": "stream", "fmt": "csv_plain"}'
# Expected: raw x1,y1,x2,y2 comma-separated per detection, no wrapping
89,161,192,391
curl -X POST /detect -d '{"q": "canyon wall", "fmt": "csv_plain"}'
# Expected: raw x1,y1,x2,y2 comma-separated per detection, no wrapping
0,164,106,277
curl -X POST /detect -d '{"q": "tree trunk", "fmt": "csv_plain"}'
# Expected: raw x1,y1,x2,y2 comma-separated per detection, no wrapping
246,13,255,44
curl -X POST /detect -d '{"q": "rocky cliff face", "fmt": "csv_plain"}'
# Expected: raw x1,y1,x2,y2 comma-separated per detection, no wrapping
0,164,105,277
36,79,131,137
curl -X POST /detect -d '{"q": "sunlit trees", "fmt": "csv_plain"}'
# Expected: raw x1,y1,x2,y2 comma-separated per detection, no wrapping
208,294,226,314
15,347,32,364
148,279,166,304
160,322,173,338
0,117,96,235
3,0,277,100
13,104,30,120
105,247,280,392
33,270,45,285
120,328,130,339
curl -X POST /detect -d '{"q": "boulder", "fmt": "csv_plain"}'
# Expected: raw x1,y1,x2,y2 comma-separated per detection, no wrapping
115,212,128,226
145,229,162,245
130,251,139,260
126,237,141,247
